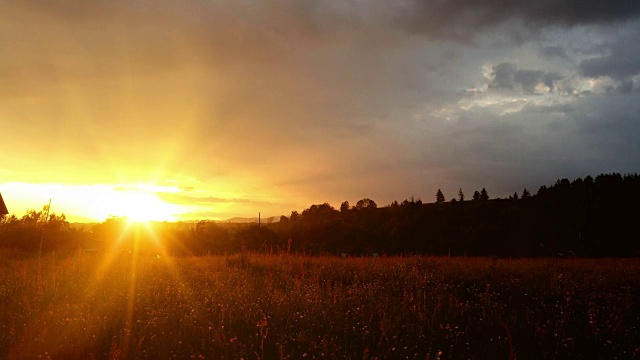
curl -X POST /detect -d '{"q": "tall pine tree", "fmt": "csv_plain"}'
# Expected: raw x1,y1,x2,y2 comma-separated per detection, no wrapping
480,188,489,201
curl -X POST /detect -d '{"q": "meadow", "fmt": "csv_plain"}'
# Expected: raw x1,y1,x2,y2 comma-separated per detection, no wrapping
1,250,639,359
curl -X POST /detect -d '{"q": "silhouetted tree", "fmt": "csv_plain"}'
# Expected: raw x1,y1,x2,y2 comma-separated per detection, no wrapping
513,192,519,200
472,191,481,201
340,201,350,212
554,178,571,190
402,196,421,207
480,188,489,201
436,189,445,204
522,188,531,198
302,203,337,219
0,214,17,225
355,198,377,210
458,188,465,202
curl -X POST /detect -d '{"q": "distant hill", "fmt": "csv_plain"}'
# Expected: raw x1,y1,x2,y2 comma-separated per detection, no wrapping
221,217,258,223
221,216,280,224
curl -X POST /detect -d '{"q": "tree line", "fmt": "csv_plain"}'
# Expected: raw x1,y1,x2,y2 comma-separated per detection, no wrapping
1,173,639,257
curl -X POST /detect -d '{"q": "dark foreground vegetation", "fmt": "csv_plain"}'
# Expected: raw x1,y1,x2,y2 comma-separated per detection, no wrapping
1,173,639,257
0,252,638,359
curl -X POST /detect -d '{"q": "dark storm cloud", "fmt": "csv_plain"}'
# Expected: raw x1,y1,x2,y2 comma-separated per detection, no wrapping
612,80,637,94
489,63,563,94
429,93,640,195
3,0,640,215
575,23,640,94
397,0,640,40
579,49,640,80
17,0,640,50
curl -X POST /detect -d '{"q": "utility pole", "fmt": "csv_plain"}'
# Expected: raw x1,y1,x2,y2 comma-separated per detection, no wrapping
38,198,52,260
259,212,268,253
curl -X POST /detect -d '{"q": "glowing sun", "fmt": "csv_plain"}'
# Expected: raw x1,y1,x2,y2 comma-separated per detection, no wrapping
107,189,177,222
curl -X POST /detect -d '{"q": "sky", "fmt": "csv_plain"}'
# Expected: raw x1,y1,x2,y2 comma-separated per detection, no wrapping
2,0,640,222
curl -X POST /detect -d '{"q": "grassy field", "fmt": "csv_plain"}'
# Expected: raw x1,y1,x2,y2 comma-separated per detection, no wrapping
1,250,639,359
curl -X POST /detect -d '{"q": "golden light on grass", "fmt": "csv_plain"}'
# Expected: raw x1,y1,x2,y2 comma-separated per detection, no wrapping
7,255,640,358
73,218,188,356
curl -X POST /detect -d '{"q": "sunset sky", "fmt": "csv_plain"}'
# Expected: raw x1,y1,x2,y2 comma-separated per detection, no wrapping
2,1,640,222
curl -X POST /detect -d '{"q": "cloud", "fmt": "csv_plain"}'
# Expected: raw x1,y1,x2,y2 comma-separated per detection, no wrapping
155,193,271,206
539,46,570,60
572,23,640,94
488,62,563,94
395,0,640,40
423,92,640,194
579,50,640,81
2,0,640,218
611,80,638,94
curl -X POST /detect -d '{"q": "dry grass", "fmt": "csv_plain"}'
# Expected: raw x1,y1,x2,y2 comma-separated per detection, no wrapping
1,251,639,359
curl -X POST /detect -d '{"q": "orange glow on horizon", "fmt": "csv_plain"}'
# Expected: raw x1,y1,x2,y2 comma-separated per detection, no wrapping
0,180,290,223
0,183,185,222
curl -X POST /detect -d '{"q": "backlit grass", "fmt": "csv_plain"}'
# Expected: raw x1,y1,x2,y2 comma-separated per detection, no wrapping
1,251,639,359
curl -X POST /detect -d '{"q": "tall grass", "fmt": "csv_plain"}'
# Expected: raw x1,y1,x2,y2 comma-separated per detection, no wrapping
1,252,638,359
